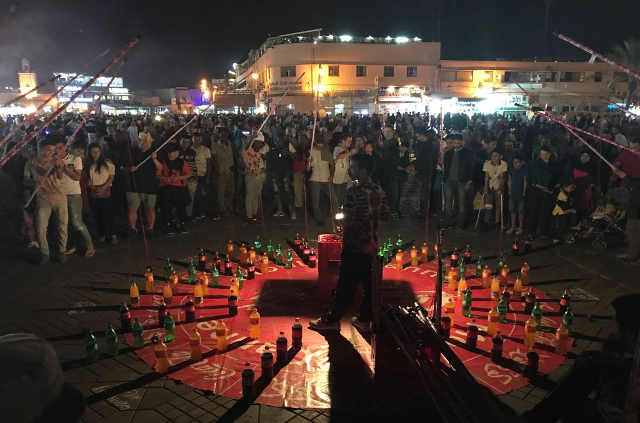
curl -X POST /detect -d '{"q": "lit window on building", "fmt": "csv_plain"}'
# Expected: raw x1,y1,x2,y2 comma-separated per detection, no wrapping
356,65,367,77
407,66,417,77
280,66,296,78
384,66,394,77
456,71,473,82
328,65,339,77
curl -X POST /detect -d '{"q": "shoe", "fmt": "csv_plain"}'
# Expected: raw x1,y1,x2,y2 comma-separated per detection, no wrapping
27,241,39,249
515,228,524,236
178,224,189,234
55,254,68,264
166,224,176,235
127,228,138,238
247,217,257,224
110,235,119,245
38,254,49,265
273,210,284,217
291,210,297,220
308,316,340,332
211,215,221,222
143,230,153,239
351,317,372,333
64,247,77,255
505,227,515,235
84,247,96,258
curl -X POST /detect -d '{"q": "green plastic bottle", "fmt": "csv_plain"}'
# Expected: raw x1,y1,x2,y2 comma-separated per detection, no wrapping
84,331,99,362
164,258,174,279
210,264,219,287
562,306,574,328
476,256,483,278
187,259,197,284
105,324,119,356
275,244,282,264
396,234,403,248
285,250,293,269
132,318,144,349
462,288,473,317
164,312,175,343
254,236,262,251
497,296,508,323
532,302,543,327
266,240,274,256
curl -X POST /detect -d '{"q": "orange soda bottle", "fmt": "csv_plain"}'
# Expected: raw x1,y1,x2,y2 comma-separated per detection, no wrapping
144,266,154,292
490,276,501,300
130,281,140,305
162,283,173,304
216,320,228,351
189,329,202,361
152,335,170,373
524,316,537,348
482,265,491,288
249,308,260,339
555,323,570,354
194,283,204,307
444,298,456,328
457,277,467,297
487,307,499,337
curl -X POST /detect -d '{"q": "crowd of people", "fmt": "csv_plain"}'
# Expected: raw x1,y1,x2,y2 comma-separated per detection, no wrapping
1,109,639,264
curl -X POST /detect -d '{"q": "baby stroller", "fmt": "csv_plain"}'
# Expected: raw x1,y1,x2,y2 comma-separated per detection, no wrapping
567,202,627,250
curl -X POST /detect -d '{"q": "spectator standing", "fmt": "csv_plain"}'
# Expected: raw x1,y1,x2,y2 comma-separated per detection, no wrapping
527,147,556,238
86,143,117,244
126,136,161,236
158,144,191,234
212,130,235,218
507,155,527,235
191,132,212,219
24,137,68,264
309,135,333,225
289,135,307,212
179,136,198,219
381,126,401,218
482,150,508,226
332,134,353,210
443,133,474,228
243,133,269,223
614,138,640,263
269,137,295,219
57,139,95,257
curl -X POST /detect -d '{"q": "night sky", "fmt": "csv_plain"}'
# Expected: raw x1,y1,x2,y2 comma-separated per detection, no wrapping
1,0,639,90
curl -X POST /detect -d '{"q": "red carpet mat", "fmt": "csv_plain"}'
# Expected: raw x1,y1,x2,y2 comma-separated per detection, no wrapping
127,254,568,408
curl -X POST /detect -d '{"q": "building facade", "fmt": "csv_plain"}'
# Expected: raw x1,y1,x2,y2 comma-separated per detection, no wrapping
236,32,633,115
53,72,132,112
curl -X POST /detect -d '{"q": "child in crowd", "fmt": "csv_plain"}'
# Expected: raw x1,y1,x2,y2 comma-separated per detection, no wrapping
157,144,191,234
552,181,577,243
482,150,508,226
507,154,527,235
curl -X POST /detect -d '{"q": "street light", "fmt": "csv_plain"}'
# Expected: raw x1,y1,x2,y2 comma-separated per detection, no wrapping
251,72,259,80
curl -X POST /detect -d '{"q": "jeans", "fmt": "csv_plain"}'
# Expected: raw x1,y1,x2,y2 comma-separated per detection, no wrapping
90,196,114,238
527,187,554,236
329,252,374,322
383,178,399,214
333,183,347,211
310,181,330,222
272,173,293,214
444,180,467,226
293,172,305,208
245,173,265,218
67,194,93,250
36,199,68,258
215,172,234,215
159,186,188,226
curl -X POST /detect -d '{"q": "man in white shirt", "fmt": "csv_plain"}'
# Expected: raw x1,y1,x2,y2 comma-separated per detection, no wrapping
309,136,333,225
127,120,139,146
332,133,353,211
57,139,95,257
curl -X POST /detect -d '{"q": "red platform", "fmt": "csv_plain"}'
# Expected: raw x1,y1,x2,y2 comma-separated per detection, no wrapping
127,253,569,408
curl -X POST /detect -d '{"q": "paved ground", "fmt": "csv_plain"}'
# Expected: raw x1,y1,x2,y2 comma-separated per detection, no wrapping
0,214,638,422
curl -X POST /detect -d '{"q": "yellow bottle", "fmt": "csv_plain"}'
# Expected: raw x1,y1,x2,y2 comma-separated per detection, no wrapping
457,277,468,297
189,329,203,361
170,270,179,286
216,320,228,351
153,339,170,373
261,253,269,274
521,262,530,285
482,265,491,288
513,275,523,297
487,307,499,337
450,266,459,281
163,284,173,304
144,267,154,292
194,283,204,306
490,276,500,300
199,274,209,296
500,264,510,279
524,317,537,348
130,282,140,305
226,240,234,254
249,308,261,339
410,245,418,266
239,243,248,264
447,272,458,292
395,249,403,270
444,298,456,328
555,323,570,354
421,242,429,263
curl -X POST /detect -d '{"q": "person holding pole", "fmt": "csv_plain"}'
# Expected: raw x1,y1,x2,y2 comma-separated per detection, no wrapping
243,132,269,223
309,153,391,332
614,138,640,264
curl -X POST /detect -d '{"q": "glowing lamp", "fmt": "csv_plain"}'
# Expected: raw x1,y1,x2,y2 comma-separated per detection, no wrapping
395,249,403,270
410,245,418,266
251,72,259,80
500,264,509,279
395,36,409,43
339,34,352,42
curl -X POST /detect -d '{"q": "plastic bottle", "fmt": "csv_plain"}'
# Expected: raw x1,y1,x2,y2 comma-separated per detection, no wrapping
294,233,302,246
562,306,574,328
500,264,510,279
164,258,174,279
145,266,154,292
491,276,501,300
163,283,173,305
421,242,429,263
228,295,238,316
450,248,459,268
266,240,274,255
249,308,260,339
410,245,418,266
513,273,523,297
532,302,543,327
308,249,317,267
444,298,456,328
292,318,303,348
524,316,537,348
457,277,468,297
447,272,458,292
261,346,274,379
130,281,140,306
497,296,508,323
497,255,505,273
185,299,196,322
464,244,472,261
210,262,220,286
276,331,288,363
224,254,233,276
105,324,119,356
559,288,570,314
132,318,144,349
189,329,202,361
487,307,499,337
247,261,255,279
216,320,228,351
226,239,234,255
120,303,132,331
254,236,262,251
476,256,484,278
158,300,167,327
239,243,248,265
164,312,175,343
491,333,503,362
152,334,169,373
395,249,403,270
261,252,269,274
524,288,536,314
458,257,466,278
169,269,179,286
466,322,478,348
554,321,569,351
198,248,207,271
501,289,511,311
84,331,99,362
512,239,520,256
285,250,293,269
275,244,282,264
242,363,255,399
187,259,197,284
462,288,472,317
194,283,204,306
482,265,491,288
396,234,403,248
521,263,530,285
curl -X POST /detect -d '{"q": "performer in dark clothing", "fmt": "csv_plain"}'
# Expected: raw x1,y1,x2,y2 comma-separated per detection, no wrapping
309,154,391,332
526,146,556,238
443,133,474,228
